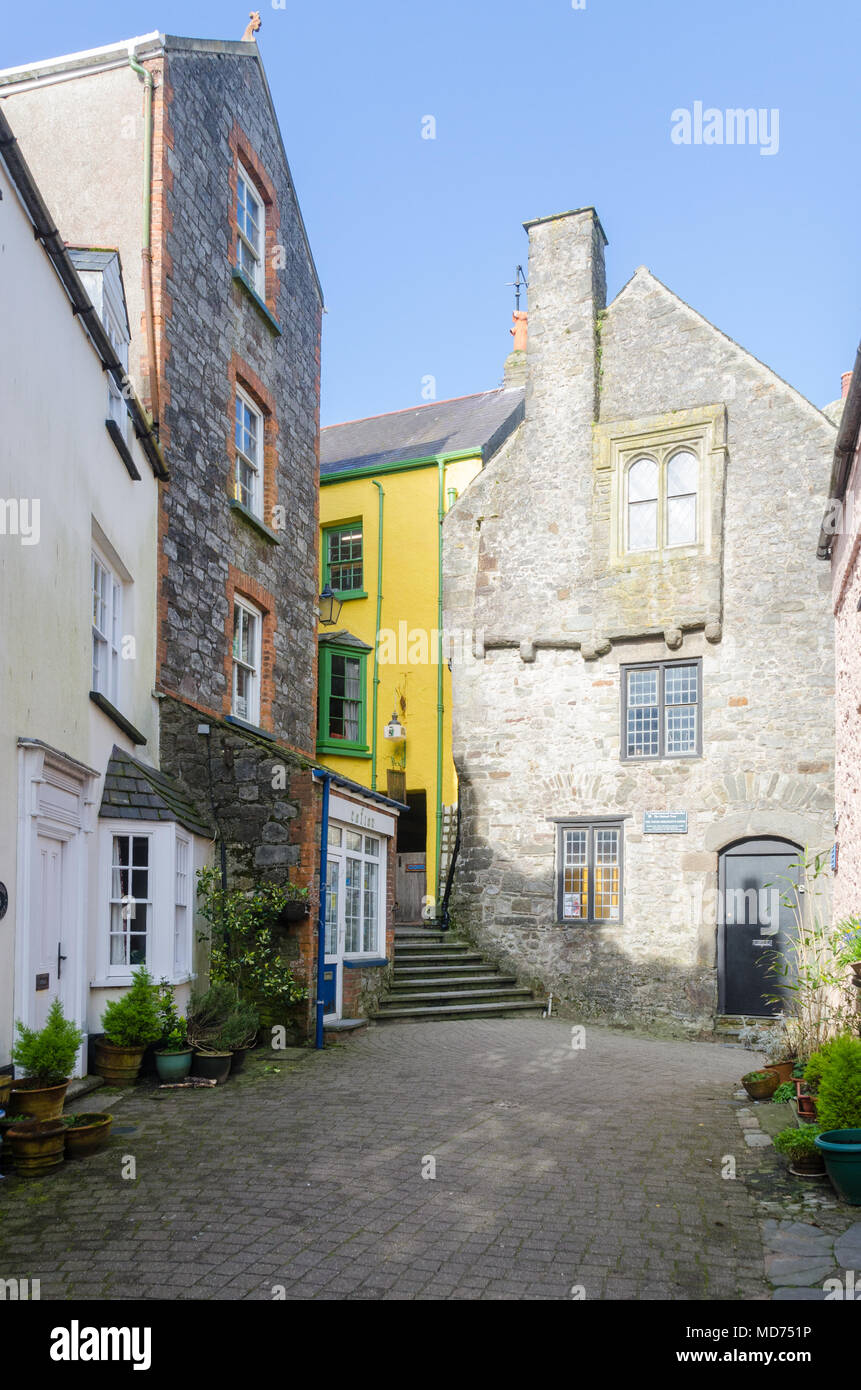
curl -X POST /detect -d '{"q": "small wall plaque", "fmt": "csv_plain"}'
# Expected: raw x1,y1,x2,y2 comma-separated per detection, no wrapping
643,811,688,834
35,973,49,991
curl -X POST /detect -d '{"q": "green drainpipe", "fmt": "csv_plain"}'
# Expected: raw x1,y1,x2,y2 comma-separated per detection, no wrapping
371,480,384,791
435,457,445,915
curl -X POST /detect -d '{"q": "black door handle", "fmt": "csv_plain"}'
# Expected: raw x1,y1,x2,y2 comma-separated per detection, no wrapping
57,942,68,979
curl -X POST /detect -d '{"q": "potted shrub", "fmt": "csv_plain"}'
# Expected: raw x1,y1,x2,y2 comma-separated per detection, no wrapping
742,1070,781,1102
188,983,236,1084
94,967,162,1084
153,980,193,1083
63,1112,113,1159
5,1117,66,1176
811,1034,861,1205
10,998,83,1119
220,998,260,1074
773,1125,826,1177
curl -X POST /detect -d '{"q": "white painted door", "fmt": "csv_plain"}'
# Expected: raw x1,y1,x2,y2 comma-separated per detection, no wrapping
32,833,67,1029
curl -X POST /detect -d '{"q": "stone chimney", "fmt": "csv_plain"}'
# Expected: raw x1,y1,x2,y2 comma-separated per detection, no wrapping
503,311,528,387
522,207,607,432
843,371,853,400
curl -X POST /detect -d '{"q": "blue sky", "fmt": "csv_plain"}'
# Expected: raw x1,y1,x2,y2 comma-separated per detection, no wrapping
4,0,859,424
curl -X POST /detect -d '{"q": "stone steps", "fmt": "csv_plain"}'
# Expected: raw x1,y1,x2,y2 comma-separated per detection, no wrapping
372,934,544,1024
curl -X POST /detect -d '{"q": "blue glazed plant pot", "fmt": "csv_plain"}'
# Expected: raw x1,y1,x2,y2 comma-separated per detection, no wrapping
815,1130,861,1205
154,1048,193,1082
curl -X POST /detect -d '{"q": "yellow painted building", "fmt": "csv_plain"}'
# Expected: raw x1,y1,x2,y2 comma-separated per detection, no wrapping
318,388,524,920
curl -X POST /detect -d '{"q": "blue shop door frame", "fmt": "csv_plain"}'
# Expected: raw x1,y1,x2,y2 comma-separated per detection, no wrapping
323,856,342,1020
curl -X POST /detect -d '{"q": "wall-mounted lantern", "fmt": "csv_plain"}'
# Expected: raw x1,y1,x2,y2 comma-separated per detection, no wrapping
383,711,406,741
318,583,343,627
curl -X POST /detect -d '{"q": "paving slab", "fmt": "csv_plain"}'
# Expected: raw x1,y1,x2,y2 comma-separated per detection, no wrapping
0,1021,769,1301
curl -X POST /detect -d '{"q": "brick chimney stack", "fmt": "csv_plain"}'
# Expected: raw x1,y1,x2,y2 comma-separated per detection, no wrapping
843,371,853,400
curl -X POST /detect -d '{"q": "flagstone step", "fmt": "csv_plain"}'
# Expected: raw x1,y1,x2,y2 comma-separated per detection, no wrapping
388,974,520,992
371,999,547,1022
377,986,536,1008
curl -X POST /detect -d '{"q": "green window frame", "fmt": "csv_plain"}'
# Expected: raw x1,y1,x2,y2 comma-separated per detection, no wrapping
317,643,369,755
323,523,365,598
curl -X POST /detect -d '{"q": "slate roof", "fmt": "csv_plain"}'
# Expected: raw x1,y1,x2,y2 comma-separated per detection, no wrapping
320,387,524,477
99,746,213,838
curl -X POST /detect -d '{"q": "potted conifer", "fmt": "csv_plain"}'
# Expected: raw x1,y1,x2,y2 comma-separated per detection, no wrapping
811,1034,861,1205
153,980,193,1082
10,998,83,1119
94,967,162,1084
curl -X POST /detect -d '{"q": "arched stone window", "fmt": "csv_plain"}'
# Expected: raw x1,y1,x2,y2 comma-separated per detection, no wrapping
626,457,658,551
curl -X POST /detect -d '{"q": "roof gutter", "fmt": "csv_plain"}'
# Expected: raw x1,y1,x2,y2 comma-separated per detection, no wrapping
818,342,861,559
0,106,168,480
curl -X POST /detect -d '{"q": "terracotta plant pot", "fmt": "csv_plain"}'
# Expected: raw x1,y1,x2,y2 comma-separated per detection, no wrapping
192,1050,232,1084
6,1118,66,1176
93,1040,146,1085
63,1112,112,1159
9,1078,69,1120
154,1048,193,1083
742,1071,781,1102
794,1080,818,1119
765,1062,795,1086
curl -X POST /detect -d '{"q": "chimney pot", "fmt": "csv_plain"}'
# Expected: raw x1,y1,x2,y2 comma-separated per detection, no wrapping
510,311,528,354
842,371,853,400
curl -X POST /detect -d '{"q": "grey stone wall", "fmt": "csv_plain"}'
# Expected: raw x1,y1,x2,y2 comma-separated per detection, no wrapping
159,47,321,751
444,208,836,1034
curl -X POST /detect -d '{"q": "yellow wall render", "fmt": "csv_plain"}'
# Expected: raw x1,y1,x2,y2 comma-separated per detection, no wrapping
319,454,482,898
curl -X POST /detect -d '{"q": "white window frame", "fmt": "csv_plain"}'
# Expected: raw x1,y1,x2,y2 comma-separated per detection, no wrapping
96,822,197,987
234,388,263,518
106,829,153,979
237,162,265,296
92,548,123,705
174,834,191,977
104,303,130,436
327,826,386,960
232,596,263,726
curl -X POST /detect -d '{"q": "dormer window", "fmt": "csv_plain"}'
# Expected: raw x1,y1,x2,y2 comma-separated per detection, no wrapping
68,249,131,438
237,164,264,296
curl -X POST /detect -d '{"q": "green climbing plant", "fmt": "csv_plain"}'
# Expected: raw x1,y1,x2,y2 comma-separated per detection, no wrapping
196,865,308,1006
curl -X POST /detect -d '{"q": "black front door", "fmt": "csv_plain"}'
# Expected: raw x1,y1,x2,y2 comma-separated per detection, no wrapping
718,838,800,1016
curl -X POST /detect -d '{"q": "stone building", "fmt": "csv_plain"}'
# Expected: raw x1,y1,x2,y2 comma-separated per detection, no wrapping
820,355,861,923
0,29,401,1039
444,207,836,1034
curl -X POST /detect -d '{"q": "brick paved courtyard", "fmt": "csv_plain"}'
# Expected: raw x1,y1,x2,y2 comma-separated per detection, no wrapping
0,1020,771,1300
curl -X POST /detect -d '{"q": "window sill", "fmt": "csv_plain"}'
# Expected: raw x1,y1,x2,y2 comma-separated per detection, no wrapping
105,418,141,481
620,753,702,764
316,741,371,759
91,973,194,990
555,921,623,929
232,268,282,335
229,499,280,544
89,691,147,745
225,714,277,741
332,590,368,602
343,957,388,969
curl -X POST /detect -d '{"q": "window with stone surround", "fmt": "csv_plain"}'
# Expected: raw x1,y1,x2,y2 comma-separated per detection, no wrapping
232,596,262,725
625,448,699,553
555,820,623,924
236,162,265,296
621,658,702,760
